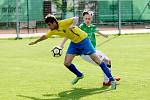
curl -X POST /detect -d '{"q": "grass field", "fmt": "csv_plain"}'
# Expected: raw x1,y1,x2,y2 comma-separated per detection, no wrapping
0,34,150,100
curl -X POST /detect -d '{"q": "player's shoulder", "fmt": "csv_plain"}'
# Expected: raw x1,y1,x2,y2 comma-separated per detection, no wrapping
58,17,74,26
59,17,73,22
79,23,84,27
47,29,51,33
90,24,96,28
79,23,86,28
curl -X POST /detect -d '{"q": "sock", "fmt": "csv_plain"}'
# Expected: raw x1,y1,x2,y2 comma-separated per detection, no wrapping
99,62,114,81
103,68,111,83
103,64,112,82
67,64,82,77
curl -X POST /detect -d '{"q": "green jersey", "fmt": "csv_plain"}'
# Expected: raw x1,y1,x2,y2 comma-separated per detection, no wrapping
79,23,98,48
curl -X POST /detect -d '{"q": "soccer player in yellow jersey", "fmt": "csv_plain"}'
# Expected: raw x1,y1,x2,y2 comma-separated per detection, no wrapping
60,10,120,86
29,14,116,89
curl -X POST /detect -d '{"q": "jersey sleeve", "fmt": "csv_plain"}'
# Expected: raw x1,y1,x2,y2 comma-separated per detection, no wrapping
45,30,52,38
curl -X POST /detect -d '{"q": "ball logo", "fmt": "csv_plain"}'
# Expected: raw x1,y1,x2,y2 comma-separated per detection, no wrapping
51,46,63,57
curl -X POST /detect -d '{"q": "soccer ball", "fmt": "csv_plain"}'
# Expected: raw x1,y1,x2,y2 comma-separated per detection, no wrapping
51,46,63,57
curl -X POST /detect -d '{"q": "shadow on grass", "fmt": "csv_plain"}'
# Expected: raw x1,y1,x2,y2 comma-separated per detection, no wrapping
17,86,112,100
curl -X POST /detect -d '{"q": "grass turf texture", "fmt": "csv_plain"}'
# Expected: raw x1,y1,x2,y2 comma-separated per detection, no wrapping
0,34,150,100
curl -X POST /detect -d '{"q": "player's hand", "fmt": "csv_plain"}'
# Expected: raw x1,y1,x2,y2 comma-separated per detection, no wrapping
28,41,37,45
102,34,109,38
58,45,64,49
55,45,63,50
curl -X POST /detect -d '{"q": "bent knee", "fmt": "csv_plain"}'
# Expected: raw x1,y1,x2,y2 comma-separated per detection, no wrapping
103,58,111,64
106,58,111,65
64,62,71,67
94,60,101,65
109,59,111,63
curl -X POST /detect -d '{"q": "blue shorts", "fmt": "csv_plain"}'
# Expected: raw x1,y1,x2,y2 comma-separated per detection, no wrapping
67,38,96,55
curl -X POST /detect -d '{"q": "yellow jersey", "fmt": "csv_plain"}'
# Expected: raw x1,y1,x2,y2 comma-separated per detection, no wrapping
45,17,87,43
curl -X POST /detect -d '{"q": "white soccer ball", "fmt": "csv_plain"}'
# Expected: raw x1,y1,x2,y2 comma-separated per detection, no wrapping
51,46,63,57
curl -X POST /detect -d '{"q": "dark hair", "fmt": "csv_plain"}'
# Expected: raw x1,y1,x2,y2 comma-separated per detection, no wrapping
82,11,89,16
45,14,58,24
82,10,93,16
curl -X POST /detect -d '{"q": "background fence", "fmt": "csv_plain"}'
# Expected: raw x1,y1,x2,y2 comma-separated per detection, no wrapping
0,0,149,36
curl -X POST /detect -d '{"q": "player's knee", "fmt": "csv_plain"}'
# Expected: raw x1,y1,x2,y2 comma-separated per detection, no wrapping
90,56,101,65
64,61,71,67
106,59,111,68
108,59,111,65
94,60,101,65
103,58,111,65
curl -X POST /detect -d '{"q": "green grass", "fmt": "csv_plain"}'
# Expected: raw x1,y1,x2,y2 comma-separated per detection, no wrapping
0,34,150,100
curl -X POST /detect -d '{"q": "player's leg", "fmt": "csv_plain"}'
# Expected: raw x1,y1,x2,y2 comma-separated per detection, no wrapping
81,38,116,89
89,53,114,81
96,50,120,85
81,55,97,65
102,58,112,85
80,50,106,65
89,53,116,89
95,50,111,84
101,53,120,85
81,50,110,83
64,54,83,77
81,49,119,87
64,54,84,85
64,42,84,85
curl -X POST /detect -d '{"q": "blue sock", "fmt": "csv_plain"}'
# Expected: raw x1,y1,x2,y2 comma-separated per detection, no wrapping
67,64,82,77
99,62,114,81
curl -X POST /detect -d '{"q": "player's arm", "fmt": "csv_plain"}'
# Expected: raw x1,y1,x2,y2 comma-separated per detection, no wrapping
96,31,109,38
97,31,109,38
69,16,79,30
28,35,48,45
59,37,68,48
